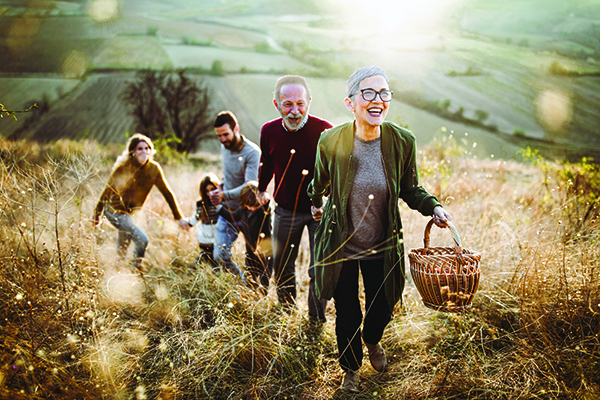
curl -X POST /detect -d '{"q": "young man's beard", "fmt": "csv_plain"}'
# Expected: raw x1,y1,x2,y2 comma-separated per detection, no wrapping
224,136,238,149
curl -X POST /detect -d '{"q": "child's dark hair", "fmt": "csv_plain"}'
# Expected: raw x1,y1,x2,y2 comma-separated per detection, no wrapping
240,180,261,208
199,173,220,205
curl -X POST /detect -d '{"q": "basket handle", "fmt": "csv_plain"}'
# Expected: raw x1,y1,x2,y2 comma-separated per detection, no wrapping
423,218,462,253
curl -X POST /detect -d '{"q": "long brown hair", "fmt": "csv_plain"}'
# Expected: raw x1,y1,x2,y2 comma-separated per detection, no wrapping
199,173,220,205
113,133,156,171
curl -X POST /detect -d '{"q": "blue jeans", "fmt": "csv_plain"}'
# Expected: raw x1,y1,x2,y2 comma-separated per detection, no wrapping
104,209,149,268
273,206,327,322
213,215,246,283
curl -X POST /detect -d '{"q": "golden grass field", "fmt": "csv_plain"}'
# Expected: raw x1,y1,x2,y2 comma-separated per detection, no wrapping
0,136,597,399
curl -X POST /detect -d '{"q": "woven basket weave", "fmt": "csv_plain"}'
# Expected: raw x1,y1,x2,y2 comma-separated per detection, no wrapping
409,219,481,312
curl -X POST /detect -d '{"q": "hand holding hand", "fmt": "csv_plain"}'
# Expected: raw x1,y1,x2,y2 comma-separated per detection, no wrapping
432,205,452,228
258,191,270,205
177,219,191,231
311,205,323,222
209,188,224,206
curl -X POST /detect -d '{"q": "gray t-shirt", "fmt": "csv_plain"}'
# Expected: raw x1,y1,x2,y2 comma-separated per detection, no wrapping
344,135,389,260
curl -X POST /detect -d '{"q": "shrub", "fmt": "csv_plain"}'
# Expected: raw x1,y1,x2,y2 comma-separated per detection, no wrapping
210,60,225,76
513,127,526,137
122,69,215,153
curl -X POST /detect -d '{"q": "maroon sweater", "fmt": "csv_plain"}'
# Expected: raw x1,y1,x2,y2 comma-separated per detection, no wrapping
258,115,333,213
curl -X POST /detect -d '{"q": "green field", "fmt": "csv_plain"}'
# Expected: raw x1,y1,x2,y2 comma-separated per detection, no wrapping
164,45,311,72
93,36,172,69
0,77,80,137
24,73,137,144
1,0,600,160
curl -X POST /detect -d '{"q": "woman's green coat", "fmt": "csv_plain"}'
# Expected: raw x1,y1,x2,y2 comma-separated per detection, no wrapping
307,121,440,309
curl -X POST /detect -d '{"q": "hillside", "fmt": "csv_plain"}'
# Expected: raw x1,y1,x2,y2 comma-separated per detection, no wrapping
1,0,600,162
0,137,598,398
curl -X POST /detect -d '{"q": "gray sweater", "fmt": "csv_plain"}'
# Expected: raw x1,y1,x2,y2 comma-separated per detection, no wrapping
221,135,261,211
344,135,389,259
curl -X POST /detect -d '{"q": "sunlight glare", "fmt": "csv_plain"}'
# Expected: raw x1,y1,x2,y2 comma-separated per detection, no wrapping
7,17,40,54
88,0,119,22
535,90,572,133
62,49,87,78
105,273,145,306
334,0,462,39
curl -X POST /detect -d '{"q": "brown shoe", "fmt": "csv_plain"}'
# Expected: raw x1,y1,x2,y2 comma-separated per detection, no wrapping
365,342,387,372
341,370,360,393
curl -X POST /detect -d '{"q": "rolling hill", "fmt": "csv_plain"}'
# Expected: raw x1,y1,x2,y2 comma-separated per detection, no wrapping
1,0,599,161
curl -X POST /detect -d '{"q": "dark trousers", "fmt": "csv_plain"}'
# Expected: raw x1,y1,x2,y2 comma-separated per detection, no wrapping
273,206,327,322
196,243,216,268
334,258,392,372
245,242,273,291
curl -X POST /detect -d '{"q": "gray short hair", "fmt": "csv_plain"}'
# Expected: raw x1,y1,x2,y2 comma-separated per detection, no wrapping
274,75,311,104
346,66,389,98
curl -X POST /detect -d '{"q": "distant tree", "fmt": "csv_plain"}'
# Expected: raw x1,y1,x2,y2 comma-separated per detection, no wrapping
513,127,526,137
122,69,214,153
475,109,489,123
438,99,451,111
254,41,272,53
453,106,465,120
548,60,575,76
210,60,225,76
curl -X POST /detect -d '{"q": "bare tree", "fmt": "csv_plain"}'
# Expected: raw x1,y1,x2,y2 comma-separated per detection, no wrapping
122,69,214,153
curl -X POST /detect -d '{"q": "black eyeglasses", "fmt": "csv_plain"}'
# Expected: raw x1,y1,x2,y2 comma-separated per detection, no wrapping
350,89,393,102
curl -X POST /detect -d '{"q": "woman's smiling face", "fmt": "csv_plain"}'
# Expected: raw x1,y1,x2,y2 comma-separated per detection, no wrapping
347,74,390,128
133,141,151,165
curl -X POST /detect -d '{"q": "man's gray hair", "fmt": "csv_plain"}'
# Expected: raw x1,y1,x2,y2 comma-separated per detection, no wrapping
346,66,389,98
274,75,311,104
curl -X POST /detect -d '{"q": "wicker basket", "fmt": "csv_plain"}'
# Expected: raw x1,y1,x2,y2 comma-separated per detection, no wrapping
409,219,481,312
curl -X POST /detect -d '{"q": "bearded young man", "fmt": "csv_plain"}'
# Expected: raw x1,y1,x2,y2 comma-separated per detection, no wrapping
257,76,333,324
210,110,261,283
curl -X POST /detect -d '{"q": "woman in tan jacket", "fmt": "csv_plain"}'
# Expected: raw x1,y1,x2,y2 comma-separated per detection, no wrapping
93,133,188,270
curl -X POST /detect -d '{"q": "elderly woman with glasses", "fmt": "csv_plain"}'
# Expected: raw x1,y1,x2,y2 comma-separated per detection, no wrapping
308,66,451,393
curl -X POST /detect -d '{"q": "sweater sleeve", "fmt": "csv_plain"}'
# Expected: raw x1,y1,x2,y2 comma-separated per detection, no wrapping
153,163,183,220
187,201,202,226
398,138,440,216
223,144,261,201
307,137,330,208
94,185,111,218
258,127,274,193
218,205,244,223
94,168,122,217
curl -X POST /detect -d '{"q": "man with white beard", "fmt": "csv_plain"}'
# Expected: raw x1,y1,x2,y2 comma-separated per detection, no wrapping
257,76,332,325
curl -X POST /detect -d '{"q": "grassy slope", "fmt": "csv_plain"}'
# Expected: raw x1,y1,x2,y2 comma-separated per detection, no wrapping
0,138,598,399
1,0,600,160
0,77,79,137
457,0,600,148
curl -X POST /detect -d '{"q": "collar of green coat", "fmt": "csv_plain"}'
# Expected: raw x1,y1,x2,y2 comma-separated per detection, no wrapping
339,120,396,158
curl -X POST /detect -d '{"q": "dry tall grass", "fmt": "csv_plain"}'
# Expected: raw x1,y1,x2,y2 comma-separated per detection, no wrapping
0,137,598,399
